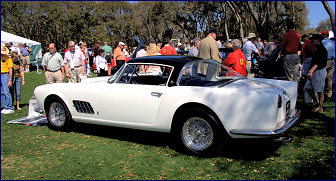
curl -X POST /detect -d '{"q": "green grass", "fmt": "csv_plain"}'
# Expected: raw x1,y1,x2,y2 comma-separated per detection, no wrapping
1,71,335,180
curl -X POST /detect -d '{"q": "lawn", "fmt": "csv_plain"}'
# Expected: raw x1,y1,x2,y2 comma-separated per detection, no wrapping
1,71,335,180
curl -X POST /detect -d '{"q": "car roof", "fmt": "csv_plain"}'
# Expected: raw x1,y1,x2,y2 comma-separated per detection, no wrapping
127,55,203,67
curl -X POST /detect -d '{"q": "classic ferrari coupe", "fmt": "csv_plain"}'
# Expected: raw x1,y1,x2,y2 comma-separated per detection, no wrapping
33,55,300,155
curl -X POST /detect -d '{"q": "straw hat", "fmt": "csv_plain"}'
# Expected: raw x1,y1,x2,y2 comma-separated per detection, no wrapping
247,33,257,39
1,43,9,55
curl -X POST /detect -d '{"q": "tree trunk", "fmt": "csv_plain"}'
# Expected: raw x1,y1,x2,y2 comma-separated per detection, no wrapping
221,3,229,41
322,1,335,33
227,2,244,40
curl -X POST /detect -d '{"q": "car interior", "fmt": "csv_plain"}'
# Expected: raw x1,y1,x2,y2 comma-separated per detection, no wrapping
117,64,171,86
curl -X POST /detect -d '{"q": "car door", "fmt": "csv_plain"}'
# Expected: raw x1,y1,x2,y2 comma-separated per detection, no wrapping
101,64,170,125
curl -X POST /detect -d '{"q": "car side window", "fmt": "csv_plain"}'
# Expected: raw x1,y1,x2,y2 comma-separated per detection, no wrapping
117,64,172,86
118,65,136,83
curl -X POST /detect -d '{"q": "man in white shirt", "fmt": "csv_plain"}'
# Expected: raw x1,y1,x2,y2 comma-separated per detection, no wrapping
242,33,260,77
64,41,86,83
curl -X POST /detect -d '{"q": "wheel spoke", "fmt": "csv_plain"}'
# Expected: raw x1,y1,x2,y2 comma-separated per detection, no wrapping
182,117,214,151
49,102,66,127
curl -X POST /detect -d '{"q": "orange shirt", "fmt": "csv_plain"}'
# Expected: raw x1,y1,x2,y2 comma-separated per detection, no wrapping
114,47,126,60
159,45,177,55
1,54,13,73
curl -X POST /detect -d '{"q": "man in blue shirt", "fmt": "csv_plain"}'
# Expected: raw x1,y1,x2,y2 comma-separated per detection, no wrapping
20,43,32,73
242,33,260,77
321,31,335,97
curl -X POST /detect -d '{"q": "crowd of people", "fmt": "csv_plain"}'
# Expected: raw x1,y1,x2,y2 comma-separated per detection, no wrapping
1,24,335,114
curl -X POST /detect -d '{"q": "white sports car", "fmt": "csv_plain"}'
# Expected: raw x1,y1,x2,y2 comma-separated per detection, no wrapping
33,55,300,155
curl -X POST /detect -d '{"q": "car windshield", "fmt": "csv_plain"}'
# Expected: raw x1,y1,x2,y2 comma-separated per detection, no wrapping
107,64,125,83
177,59,244,87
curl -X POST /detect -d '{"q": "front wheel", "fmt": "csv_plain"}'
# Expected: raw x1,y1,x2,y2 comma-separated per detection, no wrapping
46,97,72,131
173,108,226,156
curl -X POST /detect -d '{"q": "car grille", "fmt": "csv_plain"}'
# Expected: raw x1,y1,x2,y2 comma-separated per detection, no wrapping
73,100,94,114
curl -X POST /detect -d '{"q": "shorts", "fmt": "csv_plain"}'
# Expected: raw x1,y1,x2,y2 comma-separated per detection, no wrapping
22,56,30,65
304,68,327,93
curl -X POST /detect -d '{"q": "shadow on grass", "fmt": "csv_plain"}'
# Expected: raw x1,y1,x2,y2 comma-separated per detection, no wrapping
288,149,335,180
70,122,172,148
66,121,283,160
292,97,335,139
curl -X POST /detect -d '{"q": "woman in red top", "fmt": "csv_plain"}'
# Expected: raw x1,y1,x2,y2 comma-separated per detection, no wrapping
223,39,247,77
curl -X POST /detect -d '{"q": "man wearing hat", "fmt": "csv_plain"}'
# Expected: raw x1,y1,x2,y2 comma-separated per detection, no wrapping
113,42,126,70
1,43,14,114
280,21,301,81
304,34,328,113
321,31,335,97
242,32,260,77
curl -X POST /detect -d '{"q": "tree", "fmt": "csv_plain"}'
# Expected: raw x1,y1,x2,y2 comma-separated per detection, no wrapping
315,19,333,33
1,1,313,51
321,1,335,33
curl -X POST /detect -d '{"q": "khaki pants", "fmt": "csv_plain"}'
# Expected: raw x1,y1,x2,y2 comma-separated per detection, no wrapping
22,56,30,65
325,59,335,94
246,61,254,77
69,66,82,83
45,70,62,84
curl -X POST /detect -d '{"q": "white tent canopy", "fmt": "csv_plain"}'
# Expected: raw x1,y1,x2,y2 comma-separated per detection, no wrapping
1,30,41,47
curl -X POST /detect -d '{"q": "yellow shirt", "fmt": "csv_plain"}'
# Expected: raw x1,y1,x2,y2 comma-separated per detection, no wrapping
1,54,13,73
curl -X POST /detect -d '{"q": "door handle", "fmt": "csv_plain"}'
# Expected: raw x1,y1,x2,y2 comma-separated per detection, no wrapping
151,92,162,97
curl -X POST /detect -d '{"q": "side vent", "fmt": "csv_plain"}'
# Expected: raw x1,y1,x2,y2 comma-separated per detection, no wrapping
73,100,94,114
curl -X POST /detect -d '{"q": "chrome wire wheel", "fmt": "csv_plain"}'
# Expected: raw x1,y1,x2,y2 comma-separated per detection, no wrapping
49,102,67,127
182,117,214,151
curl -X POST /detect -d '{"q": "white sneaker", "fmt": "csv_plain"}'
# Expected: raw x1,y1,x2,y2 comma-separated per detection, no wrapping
2,109,14,114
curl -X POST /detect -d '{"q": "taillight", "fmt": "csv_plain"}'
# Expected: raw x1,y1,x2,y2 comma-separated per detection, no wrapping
278,95,282,108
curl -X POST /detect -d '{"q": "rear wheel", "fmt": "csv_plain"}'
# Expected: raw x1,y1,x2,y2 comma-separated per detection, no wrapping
173,108,226,156
46,97,71,131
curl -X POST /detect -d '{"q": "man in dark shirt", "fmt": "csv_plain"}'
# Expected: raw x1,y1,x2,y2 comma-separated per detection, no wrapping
304,34,328,113
280,21,301,81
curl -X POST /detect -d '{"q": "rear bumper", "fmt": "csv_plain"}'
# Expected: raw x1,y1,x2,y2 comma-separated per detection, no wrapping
230,109,301,136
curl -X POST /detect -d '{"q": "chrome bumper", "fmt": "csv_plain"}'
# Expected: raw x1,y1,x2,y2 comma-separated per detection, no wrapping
230,109,301,136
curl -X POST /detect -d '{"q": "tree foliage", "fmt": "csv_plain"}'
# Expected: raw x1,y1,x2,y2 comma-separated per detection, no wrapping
1,1,318,52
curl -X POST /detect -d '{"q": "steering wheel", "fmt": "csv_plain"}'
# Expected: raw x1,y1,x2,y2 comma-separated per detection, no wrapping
130,72,141,84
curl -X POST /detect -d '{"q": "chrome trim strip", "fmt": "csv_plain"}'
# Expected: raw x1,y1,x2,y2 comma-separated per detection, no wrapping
230,109,301,136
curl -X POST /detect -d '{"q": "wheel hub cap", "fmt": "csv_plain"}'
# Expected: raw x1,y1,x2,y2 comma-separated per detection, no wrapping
49,102,66,127
182,117,214,151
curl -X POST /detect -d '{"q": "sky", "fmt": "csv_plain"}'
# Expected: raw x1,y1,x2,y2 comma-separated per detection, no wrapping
305,1,335,28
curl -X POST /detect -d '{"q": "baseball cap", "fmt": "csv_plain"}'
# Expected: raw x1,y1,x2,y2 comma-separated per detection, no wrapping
320,31,329,36
118,42,125,46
